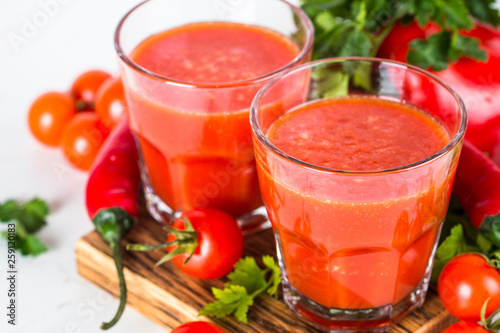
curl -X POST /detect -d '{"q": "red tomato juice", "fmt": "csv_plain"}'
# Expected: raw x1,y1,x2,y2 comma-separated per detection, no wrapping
260,97,453,310
126,22,299,217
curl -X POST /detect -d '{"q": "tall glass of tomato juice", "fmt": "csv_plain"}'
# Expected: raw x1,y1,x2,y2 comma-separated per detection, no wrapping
251,58,467,331
114,0,313,231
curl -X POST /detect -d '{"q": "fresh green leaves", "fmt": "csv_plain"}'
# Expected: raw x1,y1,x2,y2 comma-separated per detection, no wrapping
432,224,465,282
431,197,500,282
301,0,500,71
199,255,281,323
408,0,473,30
480,215,500,248
407,31,487,71
301,0,405,60
0,198,49,256
464,0,500,27
201,285,254,323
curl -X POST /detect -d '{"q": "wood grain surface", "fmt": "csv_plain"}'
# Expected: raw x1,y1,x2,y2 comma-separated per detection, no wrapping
76,212,456,332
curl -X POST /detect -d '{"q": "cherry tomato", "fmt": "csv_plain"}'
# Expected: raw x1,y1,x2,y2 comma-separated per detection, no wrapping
168,208,244,280
28,92,76,146
438,253,500,322
95,77,128,130
61,113,109,171
442,321,489,333
170,321,226,333
70,70,111,109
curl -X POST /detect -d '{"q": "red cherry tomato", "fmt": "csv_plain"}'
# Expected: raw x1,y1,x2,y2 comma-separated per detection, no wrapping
70,70,111,109
95,77,128,130
61,113,109,171
168,208,244,280
28,92,76,146
442,321,489,333
438,253,500,322
170,321,226,333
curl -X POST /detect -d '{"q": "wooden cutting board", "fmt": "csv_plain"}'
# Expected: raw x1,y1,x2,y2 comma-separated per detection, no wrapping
75,210,456,332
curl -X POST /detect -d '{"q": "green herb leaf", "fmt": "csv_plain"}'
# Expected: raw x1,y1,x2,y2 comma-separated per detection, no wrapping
301,0,496,71
18,234,48,256
431,224,465,282
199,285,253,323
409,0,472,30
310,67,349,99
464,0,500,27
262,255,280,296
227,257,267,294
339,28,373,57
407,31,453,71
480,215,500,247
199,256,281,323
0,200,21,222
449,33,488,63
407,31,486,71
0,198,49,256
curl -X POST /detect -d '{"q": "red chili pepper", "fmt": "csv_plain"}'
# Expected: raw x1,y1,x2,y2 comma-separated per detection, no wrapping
85,117,140,330
452,140,500,246
378,22,500,163
86,117,139,219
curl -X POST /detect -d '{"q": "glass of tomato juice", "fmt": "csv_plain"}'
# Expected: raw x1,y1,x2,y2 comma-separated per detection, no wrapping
250,58,467,331
114,0,313,231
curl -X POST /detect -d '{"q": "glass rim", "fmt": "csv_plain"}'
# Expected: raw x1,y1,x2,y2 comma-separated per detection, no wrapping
250,57,468,175
114,0,314,89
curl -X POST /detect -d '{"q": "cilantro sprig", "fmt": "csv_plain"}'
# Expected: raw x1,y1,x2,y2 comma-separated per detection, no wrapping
301,0,500,71
0,198,49,256
199,255,280,323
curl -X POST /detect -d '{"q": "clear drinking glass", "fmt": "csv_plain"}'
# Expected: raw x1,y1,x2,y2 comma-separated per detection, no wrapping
114,0,313,232
251,58,467,331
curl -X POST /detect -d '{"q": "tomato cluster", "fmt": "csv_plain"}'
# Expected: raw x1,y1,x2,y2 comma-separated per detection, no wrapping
439,254,500,332
28,70,128,170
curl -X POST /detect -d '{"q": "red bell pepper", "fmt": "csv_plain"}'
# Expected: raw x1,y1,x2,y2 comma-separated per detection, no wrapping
452,140,500,246
378,22,500,165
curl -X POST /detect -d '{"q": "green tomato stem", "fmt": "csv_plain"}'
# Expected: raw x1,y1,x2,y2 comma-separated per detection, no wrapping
101,242,127,330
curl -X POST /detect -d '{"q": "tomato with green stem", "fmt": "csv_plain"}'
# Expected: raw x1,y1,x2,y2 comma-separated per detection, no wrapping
95,77,127,130
70,70,111,110
438,253,500,322
28,92,76,146
128,208,244,280
170,321,226,333
61,112,109,171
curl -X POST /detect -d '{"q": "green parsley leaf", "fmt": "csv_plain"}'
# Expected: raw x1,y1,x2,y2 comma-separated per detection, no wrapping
199,256,281,323
407,31,453,71
431,224,465,282
464,0,500,27
18,234,48,256
338,28,373,57
409,0,472,30
199,285,253,323
227,257,267,294
301,0,497,71
0,200,21,222
449,33,487,63
0,198,49,256
407,31,487,71
310,68,349,99
480,215,500,247
262,255,280,296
